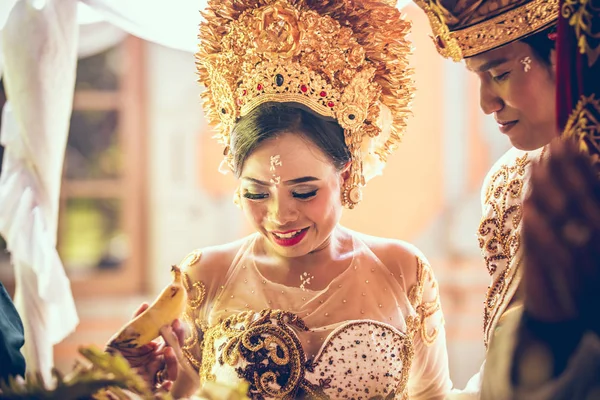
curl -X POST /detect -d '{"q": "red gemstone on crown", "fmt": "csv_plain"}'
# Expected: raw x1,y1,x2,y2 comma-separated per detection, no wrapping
242,89,247,96
327,101,335,107
300,85,308,93
257,84,263,91
320,91,327,97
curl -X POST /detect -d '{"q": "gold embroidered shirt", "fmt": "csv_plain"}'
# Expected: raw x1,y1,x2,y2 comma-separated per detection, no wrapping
478,146,546,348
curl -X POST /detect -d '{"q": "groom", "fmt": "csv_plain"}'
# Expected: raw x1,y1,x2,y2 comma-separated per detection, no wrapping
413,0,600,398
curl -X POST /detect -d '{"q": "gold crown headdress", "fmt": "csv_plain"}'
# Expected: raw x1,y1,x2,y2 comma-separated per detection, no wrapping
196,0,414,208
414,0,559,61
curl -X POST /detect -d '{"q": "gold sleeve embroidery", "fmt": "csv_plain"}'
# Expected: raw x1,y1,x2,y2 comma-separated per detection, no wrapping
180,250,207,372
408,257,442,346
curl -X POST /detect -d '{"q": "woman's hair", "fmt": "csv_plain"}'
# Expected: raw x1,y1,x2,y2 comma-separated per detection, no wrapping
521,24,557,66
230,103,351,176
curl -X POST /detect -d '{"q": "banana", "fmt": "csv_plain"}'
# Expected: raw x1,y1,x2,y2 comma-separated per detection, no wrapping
107,265,188,349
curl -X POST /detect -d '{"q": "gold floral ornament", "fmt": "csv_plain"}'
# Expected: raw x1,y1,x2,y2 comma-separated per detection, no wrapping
563,94,600,166
196,0,414,208
562,0,600,67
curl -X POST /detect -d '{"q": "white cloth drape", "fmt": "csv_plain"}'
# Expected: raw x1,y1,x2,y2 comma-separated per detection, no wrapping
1,0,79,383
0,0,412,382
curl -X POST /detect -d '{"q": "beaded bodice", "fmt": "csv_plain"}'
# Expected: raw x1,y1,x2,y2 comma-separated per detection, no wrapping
179,230,451,399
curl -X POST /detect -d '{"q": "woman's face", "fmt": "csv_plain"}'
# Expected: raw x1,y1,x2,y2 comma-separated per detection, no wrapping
238,132,345,258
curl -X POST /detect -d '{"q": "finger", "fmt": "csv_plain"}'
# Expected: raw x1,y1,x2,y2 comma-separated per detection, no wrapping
163,346,179,382
115,341,158,358
156,380,173,393
133,303,149,318
160,325,197,379
172,319,186,346
104,342,159,370
161,326,185,361
144,357,165,389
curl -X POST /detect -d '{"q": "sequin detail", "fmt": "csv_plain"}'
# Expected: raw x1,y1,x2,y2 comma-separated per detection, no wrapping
408,257,442,346
200,310,414,399
477,152,532,347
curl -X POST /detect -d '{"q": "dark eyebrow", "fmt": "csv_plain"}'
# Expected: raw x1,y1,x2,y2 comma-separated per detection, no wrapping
470,57,509,73
285,176,320,184
241,176,320,186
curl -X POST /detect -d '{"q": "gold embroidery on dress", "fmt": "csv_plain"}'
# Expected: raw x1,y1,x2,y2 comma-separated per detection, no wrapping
182,272,207,371
201,310,328,399
562,0,600,67
407,257,442,347
201,310,415,399
563,94,600,165
200,323,220,383
180,249,203,268
478,154,530,346
392,318,416,400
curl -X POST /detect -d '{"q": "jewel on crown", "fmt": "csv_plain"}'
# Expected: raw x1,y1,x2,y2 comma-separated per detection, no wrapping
237,63,340,120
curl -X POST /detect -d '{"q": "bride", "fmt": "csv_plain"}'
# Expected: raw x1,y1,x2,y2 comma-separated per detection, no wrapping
109,0,451,398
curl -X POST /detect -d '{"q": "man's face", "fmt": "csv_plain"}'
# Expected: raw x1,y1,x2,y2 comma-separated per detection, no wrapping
466,40,557,150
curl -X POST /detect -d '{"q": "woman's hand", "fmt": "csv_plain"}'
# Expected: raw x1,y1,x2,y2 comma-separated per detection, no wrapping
105,303,186,392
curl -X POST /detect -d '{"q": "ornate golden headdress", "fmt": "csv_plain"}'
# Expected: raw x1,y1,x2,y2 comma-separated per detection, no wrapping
196,0,414,208
414,0,559,61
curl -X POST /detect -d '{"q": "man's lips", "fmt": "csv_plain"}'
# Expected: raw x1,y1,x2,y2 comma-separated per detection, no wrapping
497,120,518,133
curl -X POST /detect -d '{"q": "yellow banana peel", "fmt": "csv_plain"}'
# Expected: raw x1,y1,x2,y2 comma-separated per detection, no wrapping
107,265,187,348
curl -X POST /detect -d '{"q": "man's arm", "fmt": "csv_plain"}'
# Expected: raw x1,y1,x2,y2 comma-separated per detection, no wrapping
0,282,26,381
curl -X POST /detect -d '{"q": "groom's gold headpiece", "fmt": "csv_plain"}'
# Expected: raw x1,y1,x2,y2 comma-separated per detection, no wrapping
414,0,559,61
196,0,413,208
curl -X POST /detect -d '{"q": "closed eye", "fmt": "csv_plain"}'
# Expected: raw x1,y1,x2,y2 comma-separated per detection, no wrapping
293,190,318,199
243,192,268,200
492,71,511,82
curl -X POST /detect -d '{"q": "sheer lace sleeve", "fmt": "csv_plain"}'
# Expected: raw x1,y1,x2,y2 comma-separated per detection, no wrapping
179,250,210,373
406,257,452,400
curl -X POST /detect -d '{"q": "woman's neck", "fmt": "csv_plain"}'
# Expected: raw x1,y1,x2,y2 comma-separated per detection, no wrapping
258,225,348,270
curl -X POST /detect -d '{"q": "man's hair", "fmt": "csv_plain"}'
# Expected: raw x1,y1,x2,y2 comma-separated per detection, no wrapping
521,24,557,66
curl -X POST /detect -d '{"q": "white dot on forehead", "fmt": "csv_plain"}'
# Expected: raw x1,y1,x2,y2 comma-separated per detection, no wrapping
270,154,282,170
